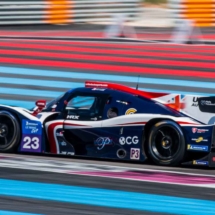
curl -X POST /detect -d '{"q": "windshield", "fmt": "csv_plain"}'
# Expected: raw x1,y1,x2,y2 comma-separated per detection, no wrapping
44,92,66,110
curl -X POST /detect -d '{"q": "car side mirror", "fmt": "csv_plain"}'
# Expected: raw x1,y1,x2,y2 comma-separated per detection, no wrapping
35,100,46,109
32,100,47,116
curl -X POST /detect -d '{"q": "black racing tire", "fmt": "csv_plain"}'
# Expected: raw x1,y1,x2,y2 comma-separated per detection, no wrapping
148,120,185,166
0,111,20,152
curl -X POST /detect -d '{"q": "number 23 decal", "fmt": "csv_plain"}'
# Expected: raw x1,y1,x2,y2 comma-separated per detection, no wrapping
23,136,40,149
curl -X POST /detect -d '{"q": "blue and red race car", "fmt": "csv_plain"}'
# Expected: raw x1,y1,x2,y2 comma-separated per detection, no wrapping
0,81,215,167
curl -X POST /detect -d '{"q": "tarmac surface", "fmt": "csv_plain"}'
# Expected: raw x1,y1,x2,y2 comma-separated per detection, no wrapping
0,154,215,214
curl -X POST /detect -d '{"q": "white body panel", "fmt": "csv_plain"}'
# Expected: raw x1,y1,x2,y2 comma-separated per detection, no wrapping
153,94,215,125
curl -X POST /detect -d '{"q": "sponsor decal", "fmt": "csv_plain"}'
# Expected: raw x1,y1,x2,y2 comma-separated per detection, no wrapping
192,128,197,133
23,120,42,135
192,128,209,133
193,160,208,166
187,144,208,151
94,137,112,150
166,95,186,111
20,120,42,153
192,137,208,143
130,148,140,160
56,131,64,137
125,108,137,115
86,83,108,87
212,157,215,162
116,100,129,105
201,100,215,106
92,88,106,91
22,120,42,134
119,136,139,145
192,97,199,107
67,115,79,120
61,151,74,155
60,141,67,146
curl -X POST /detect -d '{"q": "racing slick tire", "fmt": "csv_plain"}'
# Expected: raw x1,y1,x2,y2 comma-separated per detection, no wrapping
148,120,185,166
0,111,20,152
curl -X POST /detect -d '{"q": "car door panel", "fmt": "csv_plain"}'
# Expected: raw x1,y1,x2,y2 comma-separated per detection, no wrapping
63,120,102,156
62,92,108,157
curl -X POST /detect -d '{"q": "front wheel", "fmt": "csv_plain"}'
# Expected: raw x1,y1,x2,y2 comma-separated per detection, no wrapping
148,120,185,166
0,111,20,152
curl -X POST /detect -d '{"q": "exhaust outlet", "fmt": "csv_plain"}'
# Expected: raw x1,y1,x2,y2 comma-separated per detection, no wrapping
117,149,126,159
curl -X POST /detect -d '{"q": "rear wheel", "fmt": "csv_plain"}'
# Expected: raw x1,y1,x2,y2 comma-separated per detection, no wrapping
148,120,185,166
0,111,20,152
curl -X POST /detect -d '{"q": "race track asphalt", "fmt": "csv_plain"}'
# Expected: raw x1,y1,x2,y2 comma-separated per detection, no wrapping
0,154,215,215
0,167,169,215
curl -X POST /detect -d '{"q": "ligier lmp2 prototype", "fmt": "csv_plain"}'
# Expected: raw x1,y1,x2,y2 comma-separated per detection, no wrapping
0,81,215,167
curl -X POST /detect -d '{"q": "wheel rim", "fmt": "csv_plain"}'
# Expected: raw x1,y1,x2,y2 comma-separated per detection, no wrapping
0,115,16,149
151,125,180,161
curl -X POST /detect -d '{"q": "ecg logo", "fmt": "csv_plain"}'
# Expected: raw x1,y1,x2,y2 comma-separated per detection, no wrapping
94,137,112,150
119,136,139,145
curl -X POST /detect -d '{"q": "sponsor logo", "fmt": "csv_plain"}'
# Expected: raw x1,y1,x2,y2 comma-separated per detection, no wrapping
212,157,215,162
31,128,39,134
67,115,79,120
192,137,208,142
201,100,215,106
26,121,39,126
61,151,74,155
130,148,140,160
86,83,108,87
56,132,64,137
119,136,139,145
116,100,129,105
193,160,208,165
187,144,208,151
94,137,112,150
192,128,197,133
125,108,137,115
192,128,209,133
192,97,199,107
60,141,67,146
92,88,106,91
23,120,42,135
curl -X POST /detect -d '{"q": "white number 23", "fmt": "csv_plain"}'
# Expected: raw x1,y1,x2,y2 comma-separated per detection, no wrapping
23,136,40,149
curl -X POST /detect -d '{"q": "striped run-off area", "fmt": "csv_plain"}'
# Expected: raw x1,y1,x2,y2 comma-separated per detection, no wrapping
0,38,215,109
